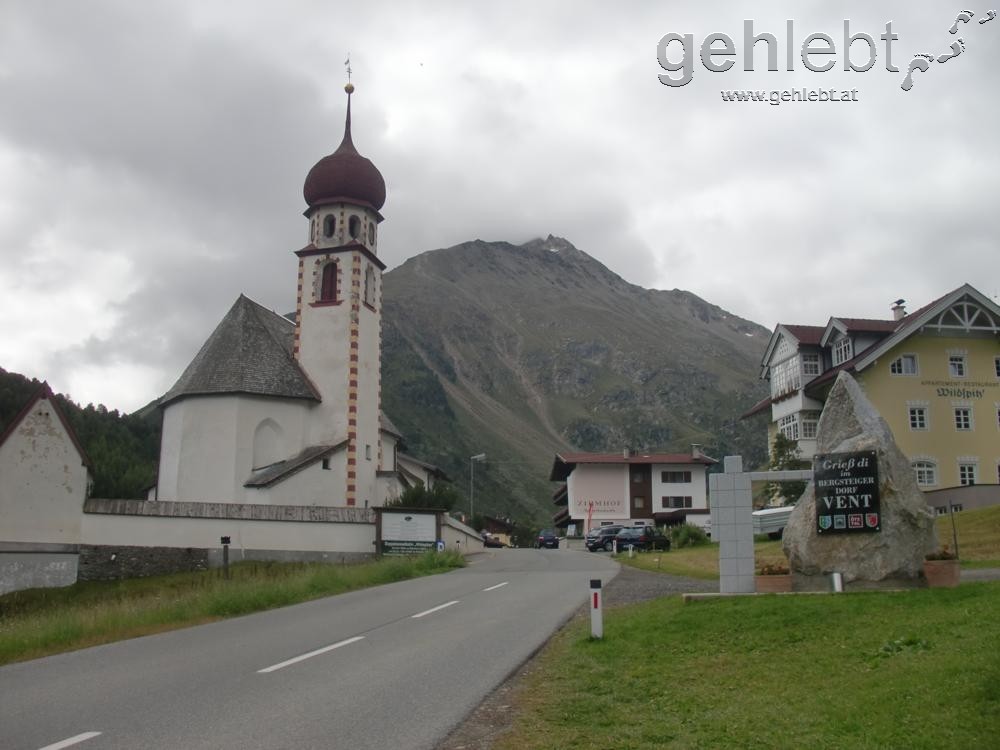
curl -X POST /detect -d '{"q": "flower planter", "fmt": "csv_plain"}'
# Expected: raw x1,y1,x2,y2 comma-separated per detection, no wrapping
923,559,960,588
755,574,793,593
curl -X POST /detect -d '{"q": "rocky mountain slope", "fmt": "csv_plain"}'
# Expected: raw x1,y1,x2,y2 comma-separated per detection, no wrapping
381,236,769,526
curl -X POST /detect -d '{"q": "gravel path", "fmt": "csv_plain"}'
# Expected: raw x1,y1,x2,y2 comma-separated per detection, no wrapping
436,565,713,750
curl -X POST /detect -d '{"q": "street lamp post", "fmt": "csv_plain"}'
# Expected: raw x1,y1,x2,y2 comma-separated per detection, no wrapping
469,453,486,525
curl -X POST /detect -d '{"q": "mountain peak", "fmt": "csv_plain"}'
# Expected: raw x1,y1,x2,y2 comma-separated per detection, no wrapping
381,236,769,524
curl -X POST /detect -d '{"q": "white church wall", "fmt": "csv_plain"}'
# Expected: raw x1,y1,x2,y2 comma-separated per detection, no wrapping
298,264,353,447
247,450,349,506
0,395,87,545
159,395,312,503
356,259,382,508
81,511,375,555
376,473,402,506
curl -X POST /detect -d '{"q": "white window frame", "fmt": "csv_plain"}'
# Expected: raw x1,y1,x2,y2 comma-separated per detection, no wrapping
908,406,927,431
769,356,802,398
958,462,977,486
995,356,1000,379
832,337,853,366
801,411,820,439
663,496,693,509
948,354,967,378
890,354,918,376
953,405,973,431
778,413,800,440
912,460,937,487
801,353,821,377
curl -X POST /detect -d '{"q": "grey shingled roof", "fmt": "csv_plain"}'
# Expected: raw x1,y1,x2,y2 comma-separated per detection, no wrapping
161,295,320,406
244,441,347,488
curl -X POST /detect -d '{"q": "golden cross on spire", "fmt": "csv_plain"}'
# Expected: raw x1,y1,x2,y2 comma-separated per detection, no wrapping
345,54,352,84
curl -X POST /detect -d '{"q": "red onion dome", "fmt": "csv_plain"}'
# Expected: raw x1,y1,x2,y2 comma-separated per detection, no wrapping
303,85,386,211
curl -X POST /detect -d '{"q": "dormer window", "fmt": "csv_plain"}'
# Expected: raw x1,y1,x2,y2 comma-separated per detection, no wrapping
890,354,918,375
319,262,338,302
832,337,853,366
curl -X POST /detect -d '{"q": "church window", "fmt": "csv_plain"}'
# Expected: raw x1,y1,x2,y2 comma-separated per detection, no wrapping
323,215,336,238
365,444,372,461
349,215,361,239
364,266,376,308
320,262,338,302
322,458,331,470
368,223,375,244
252,419,283,470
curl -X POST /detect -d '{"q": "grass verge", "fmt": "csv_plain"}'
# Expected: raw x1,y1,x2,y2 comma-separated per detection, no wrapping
618,505,1000,578
495,582,1000,749
0,551,464,666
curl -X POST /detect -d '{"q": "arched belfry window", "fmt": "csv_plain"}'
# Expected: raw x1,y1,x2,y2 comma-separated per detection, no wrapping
323,215,336,238
367,223,375,245
319,262,338,302
349,215,361,240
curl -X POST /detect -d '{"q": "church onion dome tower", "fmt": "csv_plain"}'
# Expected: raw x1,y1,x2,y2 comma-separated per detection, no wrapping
302,83,385,253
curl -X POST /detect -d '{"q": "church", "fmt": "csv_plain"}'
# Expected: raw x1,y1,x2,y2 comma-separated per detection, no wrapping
154,81,439,509
1,84,478,595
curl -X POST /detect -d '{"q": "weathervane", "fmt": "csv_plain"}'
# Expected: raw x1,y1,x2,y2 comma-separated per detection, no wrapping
344,55,354,95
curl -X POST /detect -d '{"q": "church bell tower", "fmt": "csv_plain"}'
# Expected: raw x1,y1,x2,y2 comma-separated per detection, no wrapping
294,82,385,507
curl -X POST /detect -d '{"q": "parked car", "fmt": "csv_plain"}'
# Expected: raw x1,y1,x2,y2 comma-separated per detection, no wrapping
585,524,624,552
482,533,504,548
614,525,671,552
536,529,560,548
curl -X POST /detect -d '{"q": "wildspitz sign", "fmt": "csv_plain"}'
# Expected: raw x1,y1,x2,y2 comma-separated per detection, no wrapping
813,450,880,534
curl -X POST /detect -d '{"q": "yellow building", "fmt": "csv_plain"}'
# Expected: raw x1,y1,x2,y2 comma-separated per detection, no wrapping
746,284,1000,510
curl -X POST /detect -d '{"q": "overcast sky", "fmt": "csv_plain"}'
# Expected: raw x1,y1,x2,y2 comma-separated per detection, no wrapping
1,1,997,412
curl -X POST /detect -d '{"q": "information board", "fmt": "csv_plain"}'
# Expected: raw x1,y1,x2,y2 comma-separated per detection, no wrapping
380,510,437,555
813,450,881,534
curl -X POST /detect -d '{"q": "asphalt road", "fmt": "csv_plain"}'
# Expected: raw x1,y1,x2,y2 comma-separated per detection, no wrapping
0,548,619,750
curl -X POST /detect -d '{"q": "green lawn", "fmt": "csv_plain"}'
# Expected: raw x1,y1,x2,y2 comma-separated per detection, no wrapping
496,583,1000,749
618,505,1000,578
0,552,464,665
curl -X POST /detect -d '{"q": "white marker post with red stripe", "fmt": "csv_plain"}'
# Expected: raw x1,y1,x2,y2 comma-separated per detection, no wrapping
590,578,603,639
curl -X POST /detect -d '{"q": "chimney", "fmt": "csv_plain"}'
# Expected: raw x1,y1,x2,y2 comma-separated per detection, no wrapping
891,299,906,321
623,448,630,459
691,444,702,459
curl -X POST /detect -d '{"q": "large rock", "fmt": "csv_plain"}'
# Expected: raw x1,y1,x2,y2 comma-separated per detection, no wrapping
783,372,937,583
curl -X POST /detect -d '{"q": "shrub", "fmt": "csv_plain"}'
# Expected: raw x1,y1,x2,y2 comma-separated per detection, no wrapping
670,523,710,548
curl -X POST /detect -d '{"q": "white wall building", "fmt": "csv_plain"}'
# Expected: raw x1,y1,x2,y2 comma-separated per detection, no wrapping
550,447,716,533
